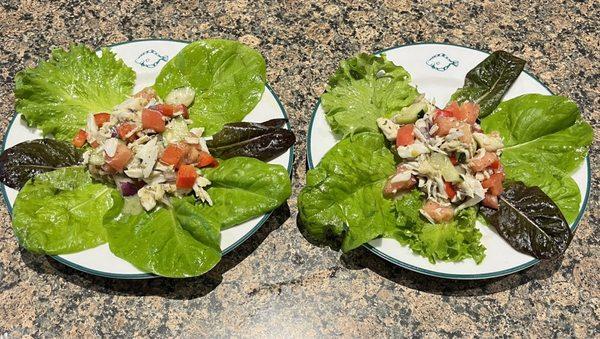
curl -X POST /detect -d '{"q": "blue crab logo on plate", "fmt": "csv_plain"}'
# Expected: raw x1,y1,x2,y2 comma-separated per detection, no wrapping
426,53,459,72
135,49,169,68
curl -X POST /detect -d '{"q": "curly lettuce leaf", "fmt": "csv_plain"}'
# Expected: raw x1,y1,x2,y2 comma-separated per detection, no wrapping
321,53,419,136
298,132,397,252
104,195,221,278
15,45,135,140
386,190,485,264
12,167,116,254
482,94,593,174
199,157,292,230
153,40,266,135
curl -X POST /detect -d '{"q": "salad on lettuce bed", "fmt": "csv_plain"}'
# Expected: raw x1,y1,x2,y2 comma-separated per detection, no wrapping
299,51,592,264
1,39,295,278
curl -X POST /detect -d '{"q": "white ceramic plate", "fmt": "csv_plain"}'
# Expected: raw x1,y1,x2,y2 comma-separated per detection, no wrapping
307,43,590,280
1,39,294,279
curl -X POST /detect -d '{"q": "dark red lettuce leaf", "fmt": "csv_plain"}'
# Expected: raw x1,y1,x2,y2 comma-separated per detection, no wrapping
481,181,572,259
207,119,295,161
0,139,82,190
451,51,526,118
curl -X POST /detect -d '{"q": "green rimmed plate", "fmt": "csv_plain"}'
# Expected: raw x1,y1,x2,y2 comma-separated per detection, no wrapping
306,43,590,280
1,39,294,279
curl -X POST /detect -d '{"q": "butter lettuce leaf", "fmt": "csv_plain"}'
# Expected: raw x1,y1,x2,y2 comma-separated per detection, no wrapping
482,94,593,174
386,190,485,264
298,132,397,252
12,167,116,254
103,157,290,277
153,40,266,135
199,157,292,229
15,45,135,140
321,53,419,136
104,195,221,278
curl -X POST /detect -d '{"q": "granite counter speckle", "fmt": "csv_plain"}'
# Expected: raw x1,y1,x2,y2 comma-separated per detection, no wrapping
0,0,598,337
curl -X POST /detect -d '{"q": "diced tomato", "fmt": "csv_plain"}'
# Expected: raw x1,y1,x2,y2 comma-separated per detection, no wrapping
444,182,457,200
482,173,505,196
396,124,415,147
468,152,499,172
383,166,416,198
160,144,186,167
422,200,454,223
117,123,138,141
458,101,480,124
93,113,111,127
150,104,175,117
173,104,189,119
133,87,158,102
449,154,458,166
457,123,473,144
383,176,417,198
142,108,166,133
72,129,87,148
482,193,499,209
105,143,133,172
444,101,462,117
490,159,501,170
434,109,454,121
197,151,218,168
434,116,459,136
444,101,479,125
176,164,198,189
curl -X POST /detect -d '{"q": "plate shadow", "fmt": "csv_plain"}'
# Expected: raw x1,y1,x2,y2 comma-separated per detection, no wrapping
340,246,565,296
296,213,564,296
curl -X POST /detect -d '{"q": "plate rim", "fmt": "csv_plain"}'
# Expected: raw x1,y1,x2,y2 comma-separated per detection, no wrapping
1,38,295,279
306,41,591,280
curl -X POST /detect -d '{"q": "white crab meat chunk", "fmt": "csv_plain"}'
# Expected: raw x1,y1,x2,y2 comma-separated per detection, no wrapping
136,137,160,178
103,138,119,157
193,177,213,206
198,138,209,153
376,118,400,141
390,170,413,184
473,132,504,152
190,127,205,138
138,184,166,211
456,174,485,211
113,97,146,113
165,87,196,107
397,142,430,159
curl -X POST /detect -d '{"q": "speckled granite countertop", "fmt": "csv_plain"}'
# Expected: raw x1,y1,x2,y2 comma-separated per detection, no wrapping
0,0,598,337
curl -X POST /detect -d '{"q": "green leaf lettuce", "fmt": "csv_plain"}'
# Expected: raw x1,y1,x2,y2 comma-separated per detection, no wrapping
386,190,485,264
199,157,292,229
299,132,397,252
15,45,135,140
321,53,419,136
